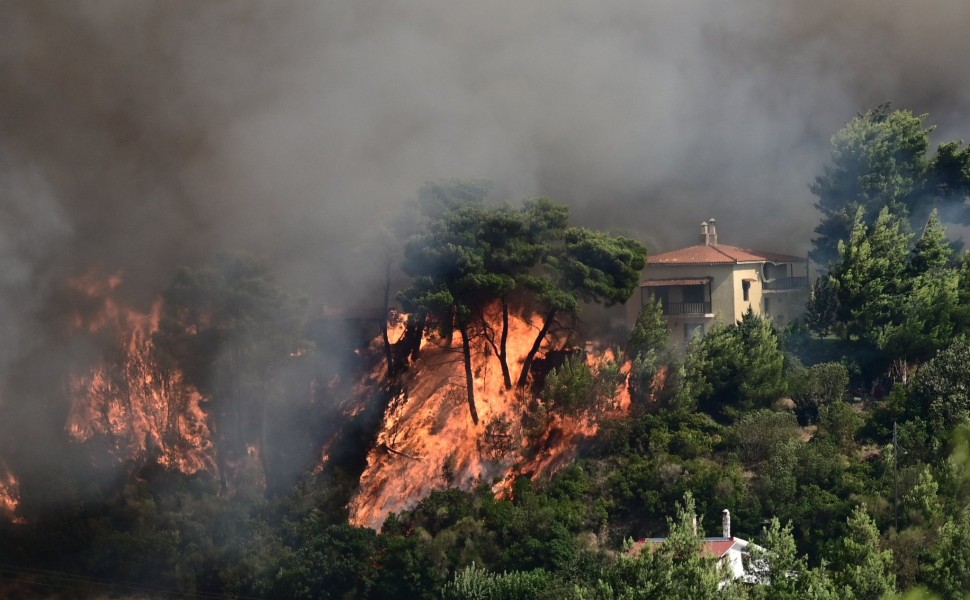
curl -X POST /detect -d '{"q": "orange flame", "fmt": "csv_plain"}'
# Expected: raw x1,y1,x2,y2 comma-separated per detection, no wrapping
348,305,632,530
65,272,214,473
0,462,21,522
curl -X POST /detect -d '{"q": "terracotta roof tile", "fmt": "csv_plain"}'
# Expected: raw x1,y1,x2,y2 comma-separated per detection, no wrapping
701,538,738,558
642,277,712,287
628,537,739,559
650,244,805,265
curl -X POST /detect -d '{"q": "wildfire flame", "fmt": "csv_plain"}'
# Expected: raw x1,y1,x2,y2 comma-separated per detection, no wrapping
0,461,20,522
348,306,632,530
65,272,214,473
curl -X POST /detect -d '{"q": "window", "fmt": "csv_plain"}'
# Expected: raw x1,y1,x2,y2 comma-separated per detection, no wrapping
683,285,705,303
742,280,750,302
764,297,770,314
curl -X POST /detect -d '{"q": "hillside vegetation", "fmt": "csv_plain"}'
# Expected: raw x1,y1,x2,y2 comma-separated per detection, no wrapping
3,107,970,599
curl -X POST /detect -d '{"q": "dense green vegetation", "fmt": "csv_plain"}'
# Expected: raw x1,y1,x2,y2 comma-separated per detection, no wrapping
3,107,970,598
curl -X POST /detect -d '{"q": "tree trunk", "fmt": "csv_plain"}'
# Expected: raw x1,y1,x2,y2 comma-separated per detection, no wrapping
516,308,557,389
483,300,514,390
395,314,425,367
457,320,479,425
380,263,395,377
499,300,512,389
258,383,269,487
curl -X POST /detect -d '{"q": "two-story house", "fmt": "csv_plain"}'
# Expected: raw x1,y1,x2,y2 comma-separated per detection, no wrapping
628,219,809,348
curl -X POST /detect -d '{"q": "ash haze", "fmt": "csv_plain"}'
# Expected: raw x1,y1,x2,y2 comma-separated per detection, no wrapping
2,2,970,449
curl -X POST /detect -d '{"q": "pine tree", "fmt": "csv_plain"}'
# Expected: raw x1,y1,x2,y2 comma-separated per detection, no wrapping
828,207,912,342
736,308,787,409
658,493,725,600
516,226,646,388
749,518,839,600
924,507,970,600
810,105,931,266
628,295,668,358
686,310,786,417
836,505,896,600
909,210,952,274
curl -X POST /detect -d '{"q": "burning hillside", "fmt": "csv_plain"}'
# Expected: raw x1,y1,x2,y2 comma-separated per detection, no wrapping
0,263,635,532
349,305,631,530
65,272,215,474
0,461,19,521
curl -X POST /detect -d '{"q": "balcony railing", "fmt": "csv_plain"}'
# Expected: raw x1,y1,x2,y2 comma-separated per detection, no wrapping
663,302,712,316
763,276,809,291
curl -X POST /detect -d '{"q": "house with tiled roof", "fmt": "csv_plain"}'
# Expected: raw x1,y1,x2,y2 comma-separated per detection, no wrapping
627,509,767,587
628,219,809,347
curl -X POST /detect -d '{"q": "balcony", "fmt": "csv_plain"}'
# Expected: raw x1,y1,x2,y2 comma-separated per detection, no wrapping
664,301,713,316
762,276,809,291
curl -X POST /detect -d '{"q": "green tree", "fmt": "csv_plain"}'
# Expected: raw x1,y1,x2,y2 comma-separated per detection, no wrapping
927,140,970,224
476,206,543,389
629,296,669,359
153,254,310,486
605,493,724,600
819,204,961,370
685,310,786,417
908,337,970,453
955,252,970,332
909,210,953,274
541,355,596,415
835,505,896,600
398,195,642,419
828,207,912,342
877,267,959,367
659,493,726,600
478,199,568,390
748,518,839,600
730,409,800,464
876,211,960,366
816,400,863,453
804,274,839,336
737,308,788,406
903,466,942,527
392,179,491,366
811,105,932,266
924,507,970,600
399,205,517,424
792,362,849,423
516,227,646,388
441,563,574,600
269,523,379,600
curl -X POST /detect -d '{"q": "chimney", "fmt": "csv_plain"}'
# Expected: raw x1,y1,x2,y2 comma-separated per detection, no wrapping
722,509,731,538
692,514,698,535
707,218,717,245
699,221,709,245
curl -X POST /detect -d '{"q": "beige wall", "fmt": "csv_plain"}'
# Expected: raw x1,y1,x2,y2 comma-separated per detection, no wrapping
628,263,737,350
762,289,809,328
628,261,809,350
729,266,762,322
632,263,740,323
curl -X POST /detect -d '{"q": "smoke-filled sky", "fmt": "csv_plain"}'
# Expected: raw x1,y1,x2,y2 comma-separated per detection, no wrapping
3,0,970,375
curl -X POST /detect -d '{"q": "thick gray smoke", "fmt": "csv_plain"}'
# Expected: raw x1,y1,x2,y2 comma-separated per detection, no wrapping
2,1,970,480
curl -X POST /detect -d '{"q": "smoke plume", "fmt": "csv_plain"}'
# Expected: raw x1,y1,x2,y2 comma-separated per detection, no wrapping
2,0,970,494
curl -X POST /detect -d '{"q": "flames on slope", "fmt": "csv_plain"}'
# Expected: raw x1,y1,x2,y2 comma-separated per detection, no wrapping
348,305,632,530
64,272,214,473
0,461,20,522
